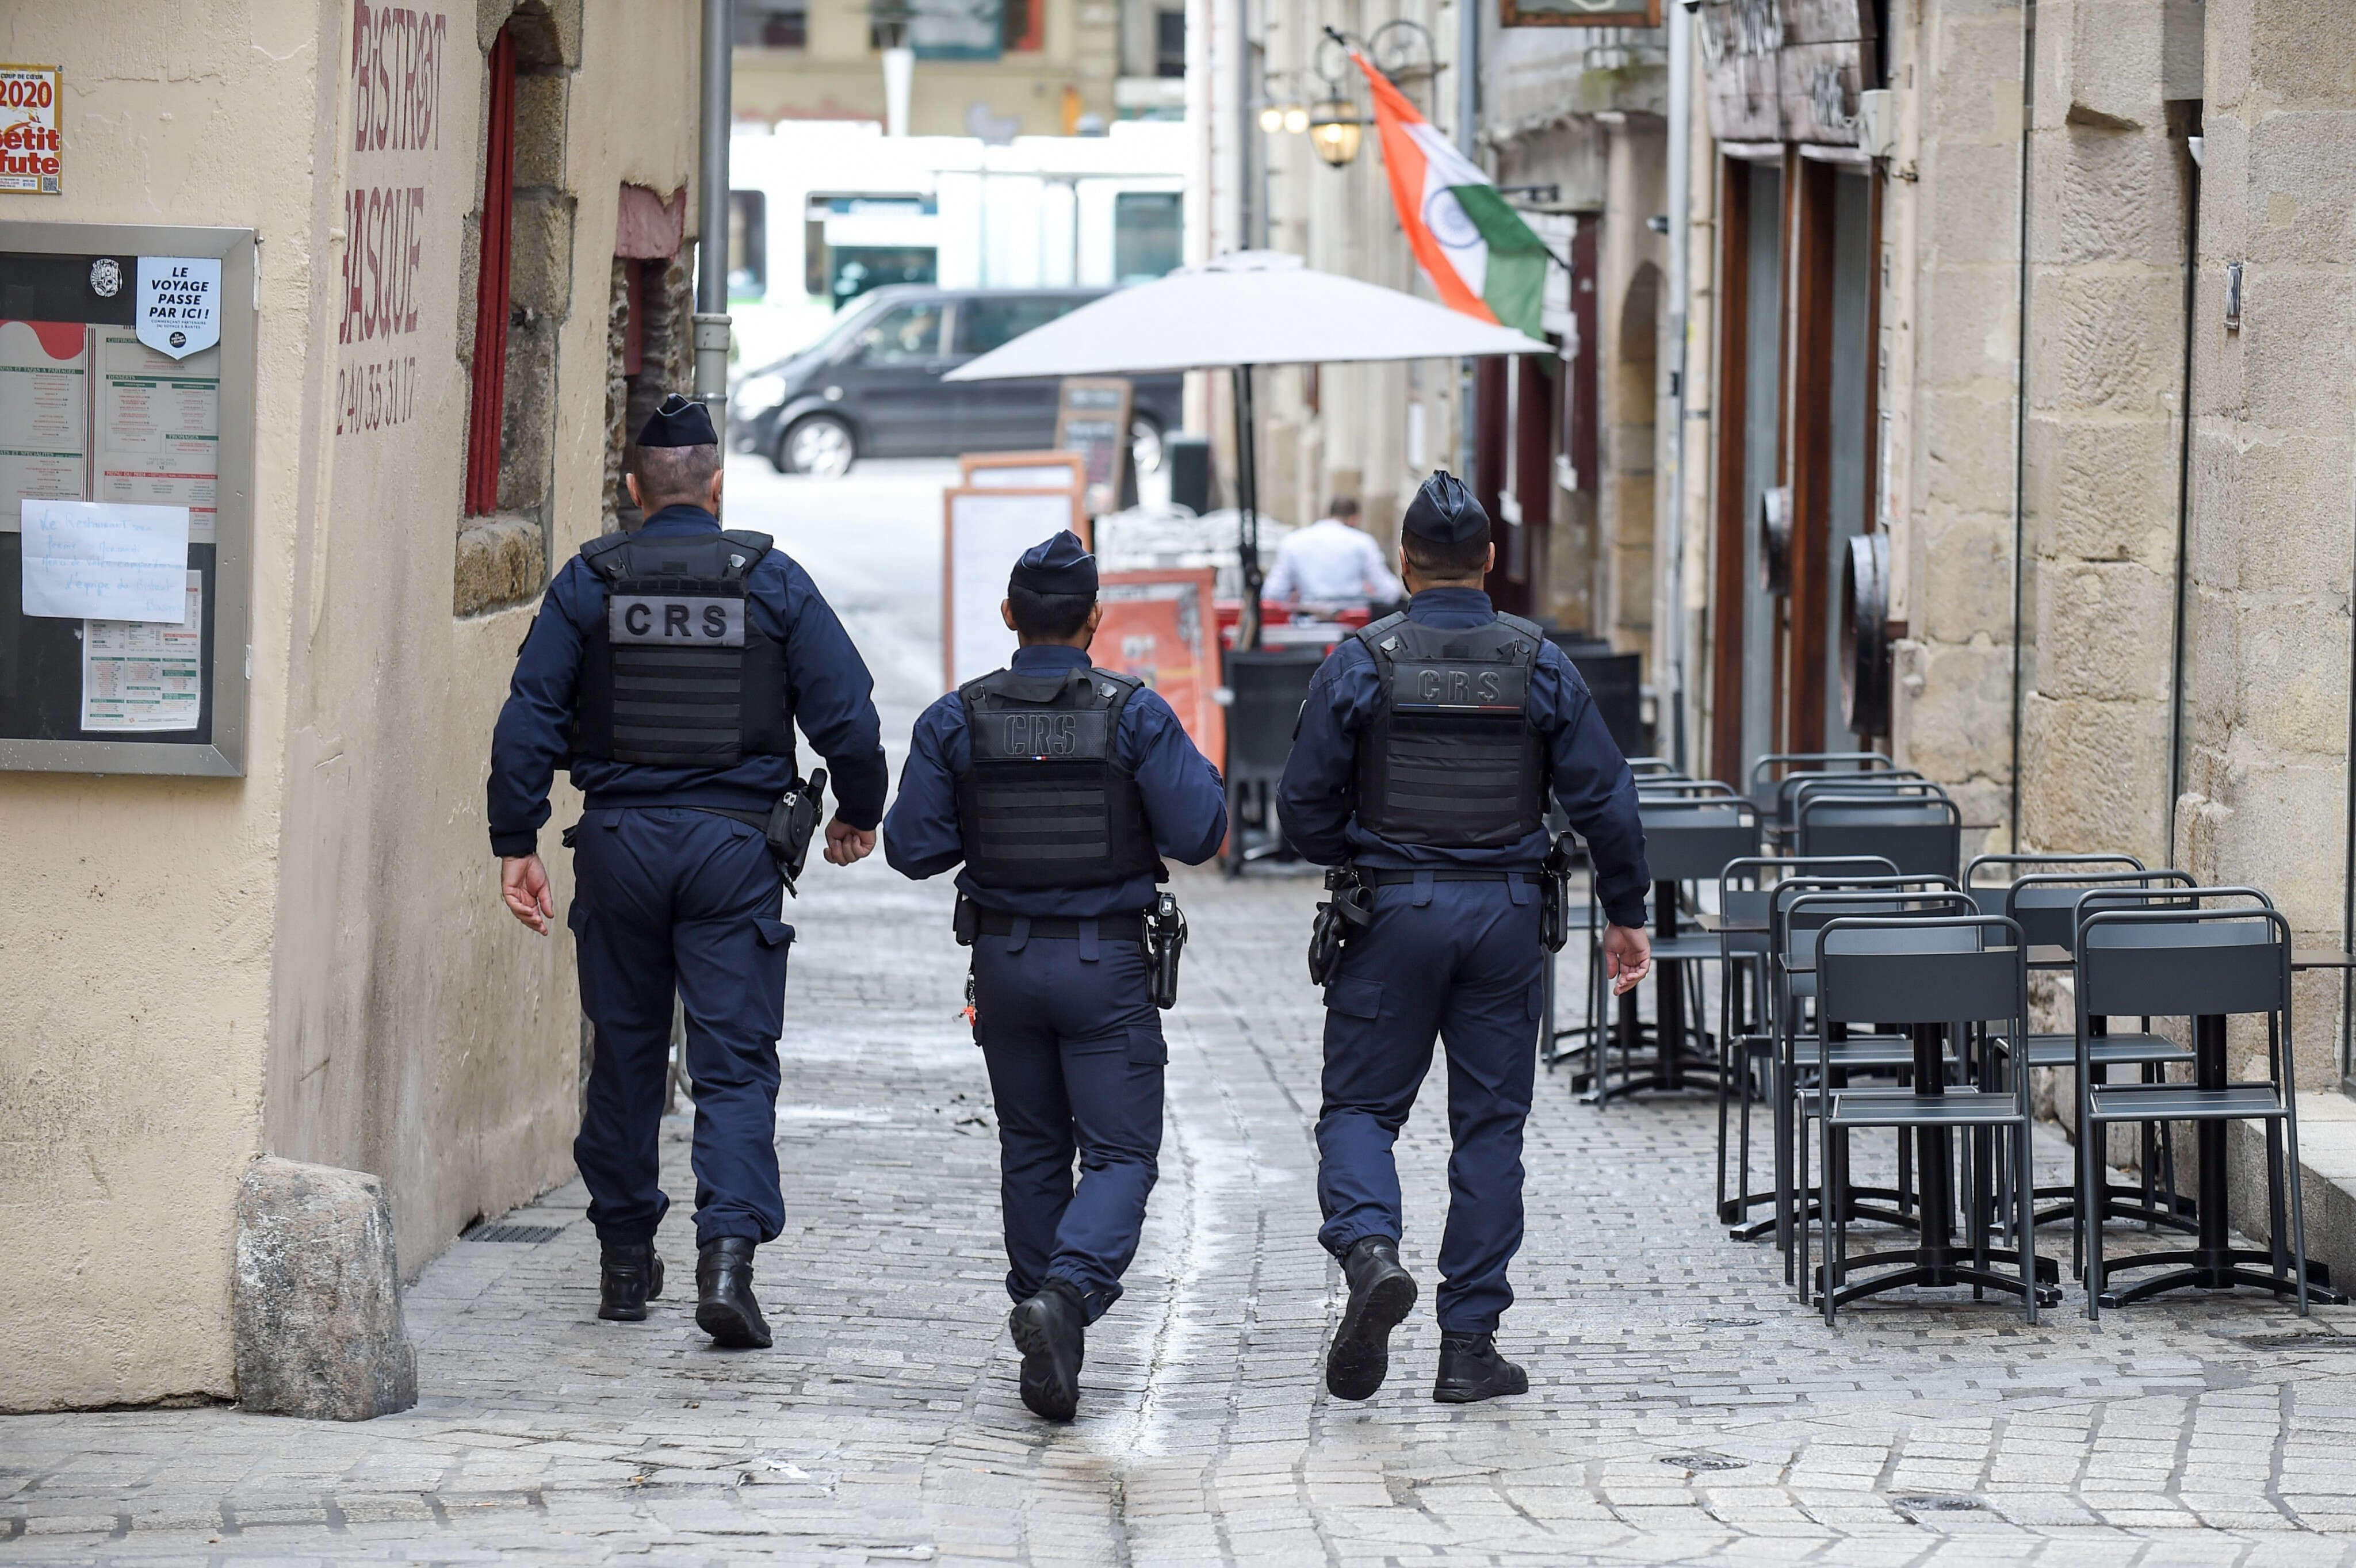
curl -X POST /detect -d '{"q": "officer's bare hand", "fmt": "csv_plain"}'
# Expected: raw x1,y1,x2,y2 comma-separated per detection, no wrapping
501,854,555,935
1603,923,1652,995
823,818,876,866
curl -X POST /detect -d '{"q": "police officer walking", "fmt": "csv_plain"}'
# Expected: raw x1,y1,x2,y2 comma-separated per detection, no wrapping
488,395,888,1350
882,531,1226,1422
1278,472,1652,1405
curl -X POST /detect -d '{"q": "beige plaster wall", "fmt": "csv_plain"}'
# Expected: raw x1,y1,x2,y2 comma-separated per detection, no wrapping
2179,0,2356,1089
0,0,699,1414
266,0,701,1276
0,0,340,1410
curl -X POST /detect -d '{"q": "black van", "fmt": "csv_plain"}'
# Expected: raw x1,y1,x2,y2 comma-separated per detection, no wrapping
726,285,1183,479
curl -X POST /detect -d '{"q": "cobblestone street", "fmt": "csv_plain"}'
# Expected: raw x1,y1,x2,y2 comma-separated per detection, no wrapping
10,854,2356,1565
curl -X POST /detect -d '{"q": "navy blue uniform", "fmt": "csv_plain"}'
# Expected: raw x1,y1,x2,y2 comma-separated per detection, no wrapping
488,503,888,1249
1279,586,1647,1333
884,643,1226,1320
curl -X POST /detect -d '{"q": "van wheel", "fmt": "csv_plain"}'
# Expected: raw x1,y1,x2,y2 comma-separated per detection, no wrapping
780,414,855,477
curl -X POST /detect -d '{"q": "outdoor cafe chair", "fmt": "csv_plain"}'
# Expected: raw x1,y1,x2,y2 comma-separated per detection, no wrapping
1715,855,1896,1236
1772,877,1964,1275
1584,792,1760,1104
2075,891,2336,1318
1979,865,2202,1264
1795,784,1963,883
1748,750,1901,828
1807,911,2045,1325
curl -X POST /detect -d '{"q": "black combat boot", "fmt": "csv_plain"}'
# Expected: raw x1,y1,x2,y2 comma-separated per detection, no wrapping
1326,1236,1417,1401
1007,1278,1088,1421
1432,1332,1528,1403
596,1241,663,1322
694,1237,772,1349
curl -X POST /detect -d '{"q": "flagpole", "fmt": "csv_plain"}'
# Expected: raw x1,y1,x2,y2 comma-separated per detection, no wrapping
1452,0,1479,491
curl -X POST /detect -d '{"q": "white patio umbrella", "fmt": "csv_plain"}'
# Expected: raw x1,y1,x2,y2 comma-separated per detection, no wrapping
943,250,1550,645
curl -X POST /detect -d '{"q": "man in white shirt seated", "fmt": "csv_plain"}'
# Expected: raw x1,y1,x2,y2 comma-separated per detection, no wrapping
1263,497,1408,611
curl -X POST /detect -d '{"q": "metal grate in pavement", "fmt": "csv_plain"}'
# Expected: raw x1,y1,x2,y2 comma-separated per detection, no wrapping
464,1223,568,1244
1659,1452,1746,1472
1892,1494,1984,1513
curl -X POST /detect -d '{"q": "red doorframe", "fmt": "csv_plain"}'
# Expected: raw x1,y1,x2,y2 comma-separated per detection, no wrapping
1708,160,1752,785
464,26,518,518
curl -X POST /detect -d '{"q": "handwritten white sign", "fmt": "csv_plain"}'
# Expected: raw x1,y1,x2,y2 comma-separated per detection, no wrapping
136,257,222,360
20,499,191,622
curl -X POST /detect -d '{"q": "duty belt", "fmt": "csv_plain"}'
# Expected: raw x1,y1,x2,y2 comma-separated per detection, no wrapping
1356,867,1533,886
970,907,1149,942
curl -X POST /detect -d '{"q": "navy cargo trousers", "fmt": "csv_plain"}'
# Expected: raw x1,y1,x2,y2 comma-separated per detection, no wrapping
568,806,794,1248
1314,874,1544,1334
970,927,1168,1324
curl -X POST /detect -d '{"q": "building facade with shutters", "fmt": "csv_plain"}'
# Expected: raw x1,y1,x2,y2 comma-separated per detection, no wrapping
0,1,702,1412
731,0,1184,140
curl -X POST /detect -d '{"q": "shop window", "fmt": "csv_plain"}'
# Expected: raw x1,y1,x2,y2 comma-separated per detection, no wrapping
1113,192,1182,284
729,190,767,299
1154,10,1185,77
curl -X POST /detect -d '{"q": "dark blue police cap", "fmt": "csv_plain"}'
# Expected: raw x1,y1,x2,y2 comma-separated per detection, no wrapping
1402,470,1489,545
637,393,718,449
1009,529,1098,595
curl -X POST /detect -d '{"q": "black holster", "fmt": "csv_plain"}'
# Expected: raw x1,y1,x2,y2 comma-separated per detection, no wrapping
767,767,828,895
1143,892,1187,1010
953,892,979,947
1308,867,1373,985
1539,835,1575,955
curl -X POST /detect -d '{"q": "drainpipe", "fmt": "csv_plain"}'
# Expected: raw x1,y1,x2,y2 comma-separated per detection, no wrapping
2166,135,2201,865
1662,3,1693,770
1456,0,1479,482
694,0,733,424
2006,0,2038,851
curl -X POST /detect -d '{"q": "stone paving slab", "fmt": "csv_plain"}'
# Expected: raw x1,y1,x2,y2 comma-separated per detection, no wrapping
8,863,2356,1565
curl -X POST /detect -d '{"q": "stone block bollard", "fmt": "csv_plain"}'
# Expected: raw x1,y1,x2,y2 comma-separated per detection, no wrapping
233,1157,419,1420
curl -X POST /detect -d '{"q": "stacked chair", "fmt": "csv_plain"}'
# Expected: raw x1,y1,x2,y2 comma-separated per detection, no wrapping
1579,781,1760,1104
1968,855,2198,1265
1545,745,2343,1325
2074,889,2335,1316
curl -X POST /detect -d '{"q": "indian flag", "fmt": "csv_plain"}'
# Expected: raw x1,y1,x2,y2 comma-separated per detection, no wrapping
1355,52,1547,341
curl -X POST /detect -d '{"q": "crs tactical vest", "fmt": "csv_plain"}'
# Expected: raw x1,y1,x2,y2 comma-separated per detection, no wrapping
954,665,1161,891
1351,611,1547,848
571,528,795,770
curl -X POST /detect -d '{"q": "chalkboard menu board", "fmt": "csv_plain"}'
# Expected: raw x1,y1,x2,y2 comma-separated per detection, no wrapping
1052,377,1133,518
0,224,254,775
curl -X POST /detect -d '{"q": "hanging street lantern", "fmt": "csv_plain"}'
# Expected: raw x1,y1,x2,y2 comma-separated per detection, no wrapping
1309,98,1363,166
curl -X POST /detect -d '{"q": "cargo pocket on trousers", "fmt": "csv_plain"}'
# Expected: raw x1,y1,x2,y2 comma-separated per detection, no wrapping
1324,976,1382,1020
1126,1024,1169,1065
751,917,795,1039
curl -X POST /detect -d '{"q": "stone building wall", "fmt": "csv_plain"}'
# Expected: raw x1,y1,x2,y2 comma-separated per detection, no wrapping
1888,0,2029,837
2014,0,2196,869
2179,0,2356,1089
